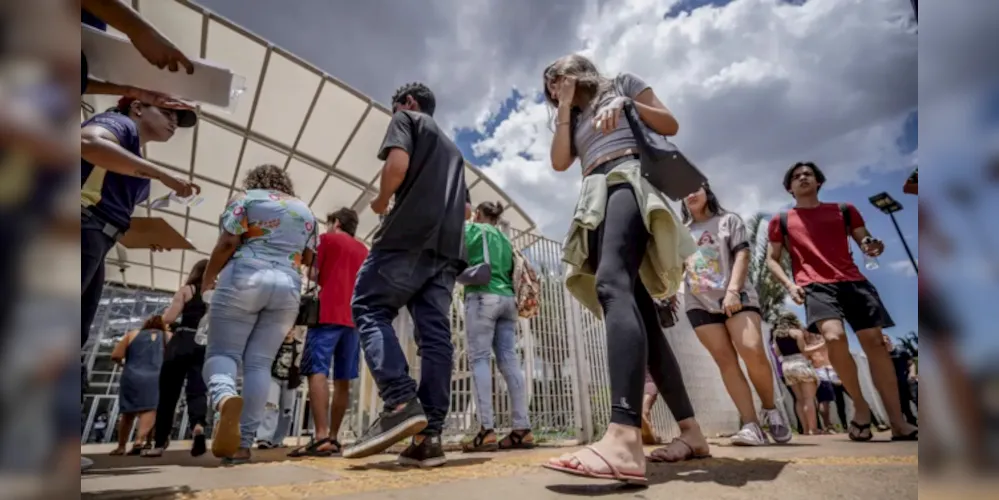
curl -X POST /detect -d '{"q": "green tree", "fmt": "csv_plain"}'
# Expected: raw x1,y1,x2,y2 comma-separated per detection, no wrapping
744,212,793,325
899,331,918,358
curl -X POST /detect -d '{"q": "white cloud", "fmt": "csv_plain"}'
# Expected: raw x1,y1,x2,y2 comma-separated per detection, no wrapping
888,259,917,278
469,0,917,237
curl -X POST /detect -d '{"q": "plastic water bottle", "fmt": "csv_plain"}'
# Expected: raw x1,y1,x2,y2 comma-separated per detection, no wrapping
862,237,880,270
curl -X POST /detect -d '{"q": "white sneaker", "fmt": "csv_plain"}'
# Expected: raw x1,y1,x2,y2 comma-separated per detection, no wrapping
762,408,793,444
730,422,769,446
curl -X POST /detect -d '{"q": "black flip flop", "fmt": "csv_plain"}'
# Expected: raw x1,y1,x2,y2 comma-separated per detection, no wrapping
891,430,918,442
287,437,335,458
499,430,536,450
848,420,873,442
191,433,207,457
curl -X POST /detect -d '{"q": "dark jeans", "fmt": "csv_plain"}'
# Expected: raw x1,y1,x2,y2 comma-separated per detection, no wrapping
351,249,458,435
154,330,208,447
587,184,694,428
82,214,117,347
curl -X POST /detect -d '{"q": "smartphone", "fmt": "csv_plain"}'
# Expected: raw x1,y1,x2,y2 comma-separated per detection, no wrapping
719,291,750,309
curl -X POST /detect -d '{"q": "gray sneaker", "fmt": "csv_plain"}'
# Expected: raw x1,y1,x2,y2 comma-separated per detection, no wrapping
763,408,793,444
730,423,769,446
81,456,94,472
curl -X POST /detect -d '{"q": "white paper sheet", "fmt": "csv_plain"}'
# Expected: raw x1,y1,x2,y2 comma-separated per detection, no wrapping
82,25,245,111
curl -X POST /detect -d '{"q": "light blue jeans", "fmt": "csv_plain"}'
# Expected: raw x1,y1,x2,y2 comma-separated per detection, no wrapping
465,292,530,430
203,258,300,448
255,378,297,446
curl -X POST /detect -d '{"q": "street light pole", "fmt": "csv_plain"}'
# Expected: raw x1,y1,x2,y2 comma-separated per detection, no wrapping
869,191,918,275
888,211,918,274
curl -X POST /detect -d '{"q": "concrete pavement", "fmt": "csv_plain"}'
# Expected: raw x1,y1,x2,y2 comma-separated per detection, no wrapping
81,432,917,499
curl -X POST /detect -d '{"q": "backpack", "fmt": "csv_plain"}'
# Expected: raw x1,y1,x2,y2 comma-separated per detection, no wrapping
512,249,541,319
778,203,852,280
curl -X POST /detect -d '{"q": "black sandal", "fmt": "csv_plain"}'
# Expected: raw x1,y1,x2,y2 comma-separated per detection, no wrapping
462,429,498,453
191,433,207,457
891,429,918,441
848,420,873,442
499,429,536,450
287,437,336,457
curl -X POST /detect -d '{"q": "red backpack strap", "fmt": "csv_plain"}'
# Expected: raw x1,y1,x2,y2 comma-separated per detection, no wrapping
779,211,795,279
839,203,854,255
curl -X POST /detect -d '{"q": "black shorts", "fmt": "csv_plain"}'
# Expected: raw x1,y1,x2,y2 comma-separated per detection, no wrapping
918,289,954,339
816,381,835,403
686,307,762,329
804,280,895,333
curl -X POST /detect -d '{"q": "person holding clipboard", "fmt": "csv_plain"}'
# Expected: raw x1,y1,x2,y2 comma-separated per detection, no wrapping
81,96,200,348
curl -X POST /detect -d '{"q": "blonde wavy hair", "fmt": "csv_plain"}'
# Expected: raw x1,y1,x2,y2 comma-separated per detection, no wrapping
243,164,295,196
772,311,804,338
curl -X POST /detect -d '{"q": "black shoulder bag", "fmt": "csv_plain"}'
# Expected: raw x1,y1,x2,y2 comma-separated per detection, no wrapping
296,223,321,327
612,76,708,201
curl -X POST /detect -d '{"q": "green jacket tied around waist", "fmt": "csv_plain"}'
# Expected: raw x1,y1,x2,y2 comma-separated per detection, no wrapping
562,162,696,318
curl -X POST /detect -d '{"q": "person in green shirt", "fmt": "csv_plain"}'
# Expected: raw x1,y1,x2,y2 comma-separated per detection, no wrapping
461,202,534,452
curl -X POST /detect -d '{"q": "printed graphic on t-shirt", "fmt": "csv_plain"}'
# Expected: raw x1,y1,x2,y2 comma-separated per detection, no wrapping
686,230,724,294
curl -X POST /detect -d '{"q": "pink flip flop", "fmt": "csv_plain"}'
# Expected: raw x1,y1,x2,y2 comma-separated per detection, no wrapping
542,446,648,485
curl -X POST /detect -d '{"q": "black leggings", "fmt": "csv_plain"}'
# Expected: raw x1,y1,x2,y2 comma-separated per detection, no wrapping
153,330,208,447
588,183,695,428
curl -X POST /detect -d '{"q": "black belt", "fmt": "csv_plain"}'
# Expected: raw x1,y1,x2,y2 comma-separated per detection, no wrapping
584,154,640,177
82,207,124,242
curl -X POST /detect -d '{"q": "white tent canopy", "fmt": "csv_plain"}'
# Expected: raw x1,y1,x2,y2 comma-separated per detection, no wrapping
84,0,535,293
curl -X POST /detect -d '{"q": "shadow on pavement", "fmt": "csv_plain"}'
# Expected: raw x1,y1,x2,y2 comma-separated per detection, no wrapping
82,447,319,470
347,456,493,471
82,485,194,500
544,457,789,496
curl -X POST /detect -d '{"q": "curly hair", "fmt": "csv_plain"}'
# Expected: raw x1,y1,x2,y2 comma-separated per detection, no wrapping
243,164,295,196
391,82,436,116
772,311,804,338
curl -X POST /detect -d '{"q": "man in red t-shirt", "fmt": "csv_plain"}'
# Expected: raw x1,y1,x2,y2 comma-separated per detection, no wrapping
765,162,917,443
291,208,369,456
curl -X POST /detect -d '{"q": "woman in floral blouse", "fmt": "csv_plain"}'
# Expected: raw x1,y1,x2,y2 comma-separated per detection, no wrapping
200,164,317,464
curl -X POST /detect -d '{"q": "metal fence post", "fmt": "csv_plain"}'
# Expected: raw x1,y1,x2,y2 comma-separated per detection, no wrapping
564,286,593,443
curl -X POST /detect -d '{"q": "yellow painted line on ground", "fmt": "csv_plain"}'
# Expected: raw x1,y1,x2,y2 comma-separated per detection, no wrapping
185,451,916,499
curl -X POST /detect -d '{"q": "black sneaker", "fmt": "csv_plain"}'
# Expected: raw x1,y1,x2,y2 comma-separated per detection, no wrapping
342,399,428,459
398,434,447,468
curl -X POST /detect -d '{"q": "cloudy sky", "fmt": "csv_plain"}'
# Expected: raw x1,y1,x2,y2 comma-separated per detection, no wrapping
197,0,999,354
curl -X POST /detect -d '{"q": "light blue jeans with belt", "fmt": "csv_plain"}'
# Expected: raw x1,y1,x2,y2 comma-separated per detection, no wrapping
465,292,530,430
203,258,300,448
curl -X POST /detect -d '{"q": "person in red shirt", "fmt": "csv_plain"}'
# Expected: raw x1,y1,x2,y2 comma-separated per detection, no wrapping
765,162,917,443
289,208,368,457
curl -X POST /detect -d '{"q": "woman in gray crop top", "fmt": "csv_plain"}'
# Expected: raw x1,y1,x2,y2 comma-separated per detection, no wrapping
541,54,708,484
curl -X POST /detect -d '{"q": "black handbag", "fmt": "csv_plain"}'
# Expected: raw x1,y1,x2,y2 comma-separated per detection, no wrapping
296,224,321,327
613,76,708,201
457,228,492,286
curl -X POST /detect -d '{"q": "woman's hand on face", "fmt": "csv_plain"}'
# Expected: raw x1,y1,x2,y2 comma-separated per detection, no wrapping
556,76,577,109
593,97,628,134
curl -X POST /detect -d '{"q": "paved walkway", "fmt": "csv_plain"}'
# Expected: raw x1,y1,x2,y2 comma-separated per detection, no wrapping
82,433,917,499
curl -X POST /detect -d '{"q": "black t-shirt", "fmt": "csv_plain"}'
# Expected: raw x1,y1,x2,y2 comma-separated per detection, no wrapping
373,110,467,262
890,347,912,380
